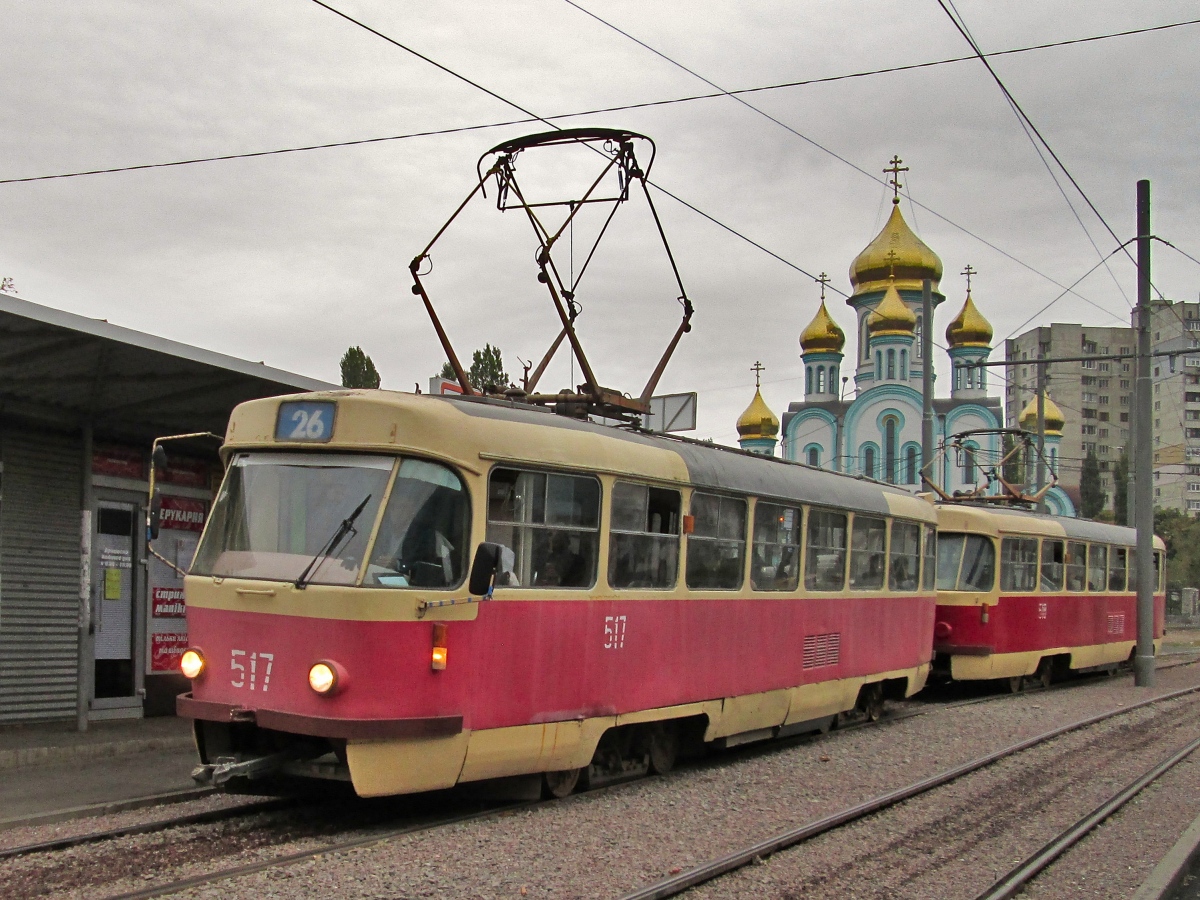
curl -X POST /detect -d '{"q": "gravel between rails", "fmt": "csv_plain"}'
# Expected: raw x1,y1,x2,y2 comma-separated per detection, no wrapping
105,665,1200,900
12,665,1200,900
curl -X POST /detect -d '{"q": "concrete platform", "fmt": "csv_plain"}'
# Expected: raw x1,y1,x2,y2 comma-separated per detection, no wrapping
0,716,202,825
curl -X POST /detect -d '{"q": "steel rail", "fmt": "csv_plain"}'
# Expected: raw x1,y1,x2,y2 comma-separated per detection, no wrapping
617,683,1200,900
0,797,293,861
974,733,1200,900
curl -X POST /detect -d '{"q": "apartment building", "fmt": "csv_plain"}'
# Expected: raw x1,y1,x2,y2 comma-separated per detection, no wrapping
1150,300,1200,514
1005,323,1134,513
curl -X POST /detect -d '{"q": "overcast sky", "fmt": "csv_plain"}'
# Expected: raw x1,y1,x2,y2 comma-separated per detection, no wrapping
1,1,1197,445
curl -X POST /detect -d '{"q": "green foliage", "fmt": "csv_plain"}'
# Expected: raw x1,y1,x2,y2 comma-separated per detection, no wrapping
340,346,381,389
1080,448,1106,519
1154,507,1200,590
437,344,510,392
1001,432,1021,485
1113,450,1130,526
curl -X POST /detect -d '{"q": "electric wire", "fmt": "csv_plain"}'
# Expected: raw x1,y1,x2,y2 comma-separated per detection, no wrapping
563,0,1156,314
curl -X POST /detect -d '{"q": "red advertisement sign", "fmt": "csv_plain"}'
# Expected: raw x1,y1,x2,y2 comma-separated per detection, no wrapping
93,444,145,479
159,496,206,533
151,587,186,618
160,456,211,489
150,632,189,673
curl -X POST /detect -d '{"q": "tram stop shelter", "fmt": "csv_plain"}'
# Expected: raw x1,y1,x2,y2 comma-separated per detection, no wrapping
0,292,336,728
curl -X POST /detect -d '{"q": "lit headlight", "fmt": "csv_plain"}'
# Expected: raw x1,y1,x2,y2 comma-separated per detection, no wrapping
180,649,205,680
308,662,338,695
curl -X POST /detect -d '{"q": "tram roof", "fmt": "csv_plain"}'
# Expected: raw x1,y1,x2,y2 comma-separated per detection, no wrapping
936,502,1161,547
0,292,336,441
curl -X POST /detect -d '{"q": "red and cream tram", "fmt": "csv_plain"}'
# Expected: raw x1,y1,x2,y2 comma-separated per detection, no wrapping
176,389,937,797
933,503,1165,690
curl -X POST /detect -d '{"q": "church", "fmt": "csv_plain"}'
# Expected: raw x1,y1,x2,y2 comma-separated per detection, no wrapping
734,160,1075,517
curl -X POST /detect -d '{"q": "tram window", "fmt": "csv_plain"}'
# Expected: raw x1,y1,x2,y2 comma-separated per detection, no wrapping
609,482,680,590
1108,547,1127,591
486,468,600,589
1128,549,1138,592
685,493,747,590
1000,537,1038,592
805,509,847,591
936,533,995,592
751,502,801,592
365,459,471,589
1087,544,1108,591
1155,550,1165,591
1065,541,1087,591
1040,540,1065,591
921,526,937,591
889,521,921,591
193,453,392,585
849,516,887,590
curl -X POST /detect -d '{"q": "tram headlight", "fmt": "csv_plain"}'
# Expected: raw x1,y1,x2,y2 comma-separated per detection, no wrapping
308,661,339,695
180,649,205,680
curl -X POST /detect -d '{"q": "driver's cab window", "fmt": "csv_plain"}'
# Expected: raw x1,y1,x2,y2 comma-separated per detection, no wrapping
365,459,470,589
486,467,600,588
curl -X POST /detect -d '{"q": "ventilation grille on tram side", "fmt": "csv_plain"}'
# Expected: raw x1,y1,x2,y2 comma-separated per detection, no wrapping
803,633,841,669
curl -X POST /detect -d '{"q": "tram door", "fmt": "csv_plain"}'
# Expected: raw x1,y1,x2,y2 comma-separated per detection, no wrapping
93,502,137,700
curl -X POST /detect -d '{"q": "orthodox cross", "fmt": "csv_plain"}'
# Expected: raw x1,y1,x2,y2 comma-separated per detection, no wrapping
886,249,899,279
816,272,830,301
884,155,908,203
751,360,765,388
961,264,976,295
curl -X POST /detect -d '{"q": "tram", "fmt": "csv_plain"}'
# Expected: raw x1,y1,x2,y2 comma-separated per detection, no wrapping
175,389,938,797
933,503,1165,690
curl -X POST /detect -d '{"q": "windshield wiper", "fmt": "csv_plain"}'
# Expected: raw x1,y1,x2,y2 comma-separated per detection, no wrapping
295,494,372,590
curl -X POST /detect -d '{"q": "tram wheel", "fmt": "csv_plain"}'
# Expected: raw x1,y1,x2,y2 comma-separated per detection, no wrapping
859,683,885,722
542,768,581,799
1034,659,1054,690
647,723,679,775
1007,675,1025,694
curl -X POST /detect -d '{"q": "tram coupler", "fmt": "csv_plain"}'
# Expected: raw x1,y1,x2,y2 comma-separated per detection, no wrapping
192,751,289,786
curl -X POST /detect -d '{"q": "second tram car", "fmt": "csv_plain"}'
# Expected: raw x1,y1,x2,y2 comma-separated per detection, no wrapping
933,503,1164,690
176,389,938,797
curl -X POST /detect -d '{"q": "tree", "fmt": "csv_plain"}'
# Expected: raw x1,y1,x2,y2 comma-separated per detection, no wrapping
1001,432,1021,486
438,344,510,392
1079,448,1106,519
1113,450,1130,525
340,346,381,389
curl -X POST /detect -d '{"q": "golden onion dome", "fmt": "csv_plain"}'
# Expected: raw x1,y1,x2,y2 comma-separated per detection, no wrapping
867,279,917,336
1019,394,1065,435
799,301,846,354
737,388,780,440
946,292,993,348
849,202,943,296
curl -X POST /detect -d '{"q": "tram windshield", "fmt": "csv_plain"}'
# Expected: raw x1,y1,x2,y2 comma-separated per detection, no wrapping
936,532,995,592
192,454,392,584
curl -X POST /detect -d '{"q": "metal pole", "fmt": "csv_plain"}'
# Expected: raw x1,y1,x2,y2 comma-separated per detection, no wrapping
921,279,935,488
77,423,94,732
1134,178,1156,687
1035,359,1047,513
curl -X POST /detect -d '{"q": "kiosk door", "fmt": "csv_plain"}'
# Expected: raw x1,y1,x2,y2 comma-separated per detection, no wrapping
94,502,137,700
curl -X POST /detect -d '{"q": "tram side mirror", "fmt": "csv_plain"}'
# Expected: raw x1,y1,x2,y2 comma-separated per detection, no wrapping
148,490,163,541
152,444,168,472
469,542,503,598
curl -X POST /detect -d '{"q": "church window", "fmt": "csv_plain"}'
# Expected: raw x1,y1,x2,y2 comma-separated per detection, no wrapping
807,447,819,467
963,444,978,484
900,349,908,380
876,351,882,378
1051,448,1057,476
906,446,918,485
887,349,896,380
816,367,826,394
830,365,838,394
863,319,871,360
979,367,986,389
966,365,975,389
884,417,898,483
805,366,812,394
864,446,876,479
954,366,962,391
915,316,923,358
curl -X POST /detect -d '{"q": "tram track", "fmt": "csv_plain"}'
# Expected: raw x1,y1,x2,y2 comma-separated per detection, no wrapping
616,682,1200,900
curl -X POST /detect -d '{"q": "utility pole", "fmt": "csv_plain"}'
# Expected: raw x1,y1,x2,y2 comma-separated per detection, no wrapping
921,279,935,489
1134,179,1155,688
1035,357,1047,513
